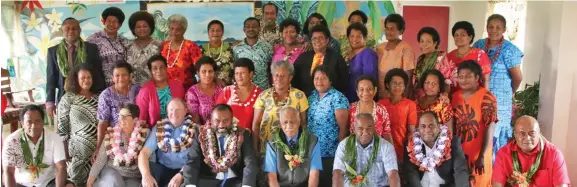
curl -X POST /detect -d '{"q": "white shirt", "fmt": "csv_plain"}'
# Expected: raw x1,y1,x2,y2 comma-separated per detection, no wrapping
2,130,66,187
216,135,236,180
420,145,446,187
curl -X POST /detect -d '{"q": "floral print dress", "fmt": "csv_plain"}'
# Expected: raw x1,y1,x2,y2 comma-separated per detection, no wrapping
202,42,234,85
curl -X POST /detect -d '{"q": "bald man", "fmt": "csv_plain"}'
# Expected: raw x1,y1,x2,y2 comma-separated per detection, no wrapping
492,116,570,187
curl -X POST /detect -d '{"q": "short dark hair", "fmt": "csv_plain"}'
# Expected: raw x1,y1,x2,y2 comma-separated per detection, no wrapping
487,14,507,28
113,60,133,74
234,58,255,73
384,13,406,33
310,25,331,39
419,111,440,124
263,2,278,14
128,11,155,37
120,103,140,118
279,18,301,34
356,75,377,88
208,20,224,32
457,60,482,77
384,68,409,91
212,104,233,113
348,10,368,24
195,56,218,73
311,65,329,80
347,23,368,38
65,63,97,94
452,21,475,44
102,7,125,25
418,27,441,49
147,54,167,71
303,13,328,36
418,69,446,94
61,17,79,25
20,104,45,121
244,17,260,27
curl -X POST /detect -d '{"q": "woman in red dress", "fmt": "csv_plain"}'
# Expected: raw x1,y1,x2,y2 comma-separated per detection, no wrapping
445,21,492,95
348,76,392,144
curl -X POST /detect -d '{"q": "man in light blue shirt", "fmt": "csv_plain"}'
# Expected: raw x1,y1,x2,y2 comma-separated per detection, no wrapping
264,106,322,187
333,113,401,187
138,98,198,187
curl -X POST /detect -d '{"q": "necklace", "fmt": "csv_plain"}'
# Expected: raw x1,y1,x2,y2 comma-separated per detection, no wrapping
167,40,184,68
20,130,49,182
104,120,149,166
484,37,504,63
207,41,224,60
408,125,452,172
273,87,291,107
199,120,243,173
356,101,377,119
155,114,198,152
230,84,259,107
105,35,126,59
343,135,379,186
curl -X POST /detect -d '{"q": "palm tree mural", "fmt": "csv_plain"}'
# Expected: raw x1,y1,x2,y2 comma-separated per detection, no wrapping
151,10,169,41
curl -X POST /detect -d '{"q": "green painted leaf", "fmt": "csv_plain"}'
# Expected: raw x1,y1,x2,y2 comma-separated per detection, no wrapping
383,0,396,14
367,0,382,43
316,1,336,27
79,4,87,10
344,162,358,176
300,1,312,24
285,1,293,19
72,5,80,14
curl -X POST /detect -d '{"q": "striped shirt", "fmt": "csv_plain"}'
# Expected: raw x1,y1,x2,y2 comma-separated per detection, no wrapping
333,136,398,187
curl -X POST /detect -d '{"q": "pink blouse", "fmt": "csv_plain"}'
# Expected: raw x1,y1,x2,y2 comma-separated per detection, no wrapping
185,84,223,125
272,44,305,64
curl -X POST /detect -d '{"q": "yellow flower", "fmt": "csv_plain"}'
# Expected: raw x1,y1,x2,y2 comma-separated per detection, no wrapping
45,8,62,26
24,12,42,32
27,25,62,58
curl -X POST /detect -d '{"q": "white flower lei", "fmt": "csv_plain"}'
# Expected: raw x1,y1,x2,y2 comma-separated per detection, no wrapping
411,125,450,172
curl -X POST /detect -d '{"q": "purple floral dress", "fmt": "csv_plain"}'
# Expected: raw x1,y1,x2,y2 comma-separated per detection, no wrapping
185,84,223,125
87,31,129,85
97,85,141,126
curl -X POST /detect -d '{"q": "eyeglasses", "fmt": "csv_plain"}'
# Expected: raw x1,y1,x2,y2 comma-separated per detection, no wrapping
389,82,405,87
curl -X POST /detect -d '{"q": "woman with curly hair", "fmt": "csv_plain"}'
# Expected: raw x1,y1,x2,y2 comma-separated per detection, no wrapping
127,11,163,85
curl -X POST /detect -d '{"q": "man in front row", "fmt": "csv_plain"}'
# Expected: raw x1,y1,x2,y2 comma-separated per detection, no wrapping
492,116,570,187
333,113,400,187
182,104,258,186
403,112,470,187
2,105,74,187
265,106,322,187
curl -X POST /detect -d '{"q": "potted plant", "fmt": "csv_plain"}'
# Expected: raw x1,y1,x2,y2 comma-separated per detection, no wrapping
513,80,540,121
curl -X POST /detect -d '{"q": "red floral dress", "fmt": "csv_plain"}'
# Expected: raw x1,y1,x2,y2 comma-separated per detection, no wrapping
161,40,202,90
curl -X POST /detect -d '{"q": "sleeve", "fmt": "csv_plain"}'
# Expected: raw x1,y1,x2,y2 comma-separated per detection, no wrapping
380,106,392,135
407,101,418,125
215,87,229,104
182,133,202,185
52,134,67,163
334,93,350,110
263,142,278,173
491,147,508,184
297,93,309,112
481,92,499,127
551,147,571,186
254,92,266,110
309,139,323,171
97,90,111,123
451,137,471,187
56,94,72,141
381,140,398,173
477,50,492,76
434,54,455,85
88,143,109,177
135,88,151,126
362,51,379,82
46,48,57,103
241,131,258,186
440,102,454,125
1,135,20,168
503,47,523,69
332,140,346,172
402,141,423,187
144,127,159,152
185,88,200,115
86,33,97,44
401,45,416,71
335,53,350,94
472,40,483,49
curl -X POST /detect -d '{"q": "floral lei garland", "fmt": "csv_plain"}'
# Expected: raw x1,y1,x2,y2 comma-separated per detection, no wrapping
271,130,309,171
199,118,244,173
407,125,452,172
104,120,149,166
507,136,546,187
155,114,197,152
20,130,49,182
343,135,379,187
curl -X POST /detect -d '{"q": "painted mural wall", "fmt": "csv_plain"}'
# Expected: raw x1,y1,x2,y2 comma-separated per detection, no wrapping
2,0,397,102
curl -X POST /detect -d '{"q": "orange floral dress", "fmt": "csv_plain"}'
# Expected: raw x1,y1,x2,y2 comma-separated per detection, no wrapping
375,41,415,99
415,98,453,125
451,87,498,187
160,40,202,90
378,98,417,160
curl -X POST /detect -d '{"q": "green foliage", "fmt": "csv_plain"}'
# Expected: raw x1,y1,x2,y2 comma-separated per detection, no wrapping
383,0,396,14
367,0,382,42
514,81,540,120
316,1,336,27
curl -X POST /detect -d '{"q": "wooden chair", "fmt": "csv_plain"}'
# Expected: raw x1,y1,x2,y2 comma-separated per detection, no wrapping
1,68,39,133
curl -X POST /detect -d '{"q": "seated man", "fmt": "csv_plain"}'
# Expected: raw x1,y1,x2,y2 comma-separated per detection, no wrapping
138,98,198,187
333,113,400,187
492,116,571,187
2,105,74,187
265,106,322,187
182,104,258,187
403,112,470,187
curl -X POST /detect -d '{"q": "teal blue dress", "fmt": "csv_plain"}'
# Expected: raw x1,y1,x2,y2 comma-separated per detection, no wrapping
157,87,172,119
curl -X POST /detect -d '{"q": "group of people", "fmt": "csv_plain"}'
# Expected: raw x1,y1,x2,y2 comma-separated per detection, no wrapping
1,3,571,187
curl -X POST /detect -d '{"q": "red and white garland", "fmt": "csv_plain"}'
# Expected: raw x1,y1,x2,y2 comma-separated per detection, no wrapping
407,125,452,172
227,84,259,107
199,118,244,173
104,120,149,166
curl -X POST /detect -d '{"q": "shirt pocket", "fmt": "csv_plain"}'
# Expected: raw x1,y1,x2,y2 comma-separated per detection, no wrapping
532,169,552,187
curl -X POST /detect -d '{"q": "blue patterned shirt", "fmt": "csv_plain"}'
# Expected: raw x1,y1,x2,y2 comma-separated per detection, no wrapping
333,137,398,187
144,126,189,169
307,88,349,157
233,39,274,89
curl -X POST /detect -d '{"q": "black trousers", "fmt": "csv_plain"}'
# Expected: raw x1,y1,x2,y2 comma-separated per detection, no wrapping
319,157,334,186
149,162,180,187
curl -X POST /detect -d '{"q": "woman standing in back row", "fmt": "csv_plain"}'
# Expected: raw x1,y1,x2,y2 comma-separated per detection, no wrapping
473,14,523,161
